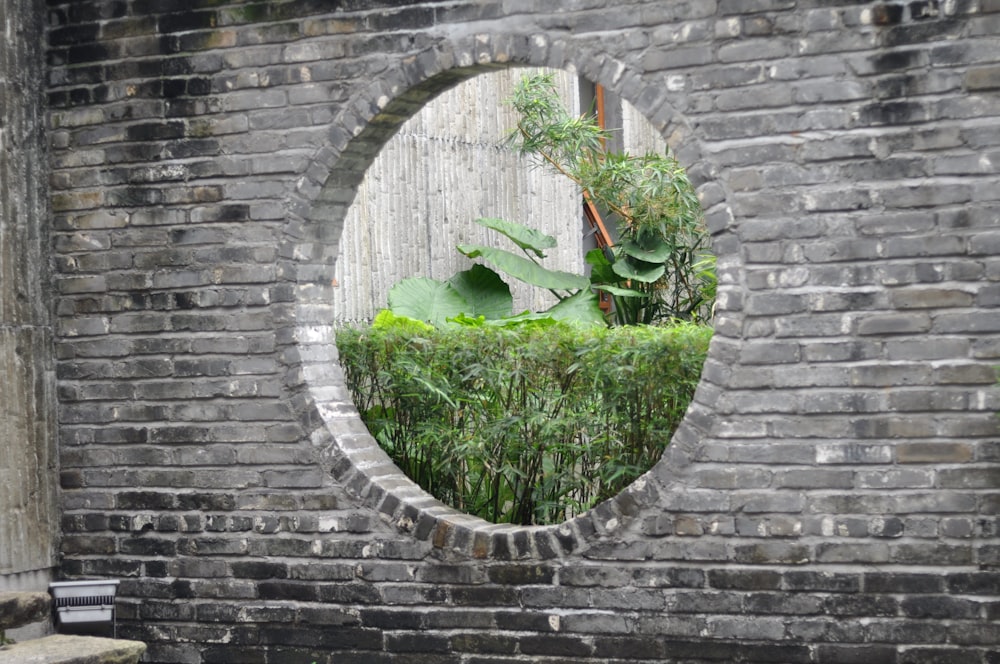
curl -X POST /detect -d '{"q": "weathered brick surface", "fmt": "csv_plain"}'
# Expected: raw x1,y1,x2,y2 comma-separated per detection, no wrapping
40,0,1000,662
1,0,60,587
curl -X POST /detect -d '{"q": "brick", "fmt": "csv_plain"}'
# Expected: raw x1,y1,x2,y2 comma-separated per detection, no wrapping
736,515,803,537
892,543,974,565
824,593,899,617
900,647,980,664
897,442,974,463
518,634,593,657
816,443,892,464
707,569,782,590
901,595,982,619
856,468,934,489
730,542,811,565
939,467,1000,489
857,312,932,335
816,542,890,563
487,564,555,586
817,645,900,664
967,65,1000,90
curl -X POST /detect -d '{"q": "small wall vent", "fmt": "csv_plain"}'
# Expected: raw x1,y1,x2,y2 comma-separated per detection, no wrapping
49,580,120,637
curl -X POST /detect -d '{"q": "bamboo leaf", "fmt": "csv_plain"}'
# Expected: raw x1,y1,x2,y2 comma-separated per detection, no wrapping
594,284,647,298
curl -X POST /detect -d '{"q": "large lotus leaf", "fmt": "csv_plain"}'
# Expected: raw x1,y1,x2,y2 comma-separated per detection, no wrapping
387,277,470,325
447,264,513,320
545,289,607,326
473,217,558,258
585,247,619,285
611,257,666,284
619,238,673,263
457,245,590,291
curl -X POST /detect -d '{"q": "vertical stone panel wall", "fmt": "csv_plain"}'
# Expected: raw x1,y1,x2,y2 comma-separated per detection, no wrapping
332,66,672,324
0,0,57,590
332,67,583,322
44,1,1000,663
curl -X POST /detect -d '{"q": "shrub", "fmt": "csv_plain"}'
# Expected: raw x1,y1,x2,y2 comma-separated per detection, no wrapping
507,72,714,325
337,317,711,525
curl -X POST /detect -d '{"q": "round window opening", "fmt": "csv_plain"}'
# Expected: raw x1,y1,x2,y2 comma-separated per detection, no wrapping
330,67,714,527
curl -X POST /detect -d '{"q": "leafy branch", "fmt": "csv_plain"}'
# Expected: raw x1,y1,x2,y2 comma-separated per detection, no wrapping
507,72,714,325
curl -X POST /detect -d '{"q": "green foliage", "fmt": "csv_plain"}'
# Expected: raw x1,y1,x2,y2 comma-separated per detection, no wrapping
456,244,590,292
507,72,715,325
385,216,605,327
341,72,717,526
337,318,711,525
386,276,473,326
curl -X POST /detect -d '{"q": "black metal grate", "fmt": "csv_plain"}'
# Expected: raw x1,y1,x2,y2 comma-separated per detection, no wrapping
54,595,116,608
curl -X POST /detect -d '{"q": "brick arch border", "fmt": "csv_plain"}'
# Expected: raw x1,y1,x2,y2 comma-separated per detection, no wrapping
282,33,732,560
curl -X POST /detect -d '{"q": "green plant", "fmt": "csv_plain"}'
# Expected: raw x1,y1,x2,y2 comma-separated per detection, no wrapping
507,72,714,325
385,216,606,328
337,72,716,525
337,317,711,525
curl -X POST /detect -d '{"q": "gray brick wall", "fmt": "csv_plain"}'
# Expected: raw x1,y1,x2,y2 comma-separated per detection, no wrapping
44,1,1000,662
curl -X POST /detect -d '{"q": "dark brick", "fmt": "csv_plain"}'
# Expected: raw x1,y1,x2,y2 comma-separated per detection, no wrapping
450,586,519,606
258,581,317,602
258,625,381,650
594,636,665,659
384,633,450,653
823,594,899,617
157,10,218,33
176,492,237,511
491,610,556,632
231,561,288,579
899,648,978,664
946,572,1000,595
866,572,944,594
361,609,424,630
67,42,113,65
117,491,177,510
817,644,899,664
201,646,268,664
487,564,555,585
519,635,593,657
707,569,782,590
659,640,743,661
119,537,177,557
317,583,381,604
873,4,906,24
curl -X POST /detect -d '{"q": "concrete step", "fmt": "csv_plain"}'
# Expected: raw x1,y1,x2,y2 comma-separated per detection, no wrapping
0,634,146,663
0,591,50,631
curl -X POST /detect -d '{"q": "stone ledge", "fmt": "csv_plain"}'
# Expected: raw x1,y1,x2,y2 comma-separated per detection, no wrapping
0,592,51,631
0,634,145,664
